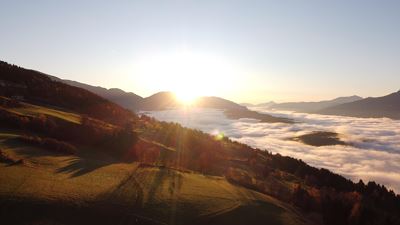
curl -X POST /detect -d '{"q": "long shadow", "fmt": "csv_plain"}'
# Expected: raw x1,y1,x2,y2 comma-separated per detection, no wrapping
56,157,113,177
100,168,144,207
4,137,125,177
147,166,183,206
147,167,169,202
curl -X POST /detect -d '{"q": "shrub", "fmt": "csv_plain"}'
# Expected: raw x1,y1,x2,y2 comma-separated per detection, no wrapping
17,135,77,155
0,149,23,164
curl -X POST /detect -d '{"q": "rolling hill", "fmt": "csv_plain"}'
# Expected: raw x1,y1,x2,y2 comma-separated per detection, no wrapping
318,90,400,119
1,60,400,225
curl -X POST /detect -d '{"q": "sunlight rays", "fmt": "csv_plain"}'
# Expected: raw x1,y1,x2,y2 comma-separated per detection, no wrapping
132,49,239,100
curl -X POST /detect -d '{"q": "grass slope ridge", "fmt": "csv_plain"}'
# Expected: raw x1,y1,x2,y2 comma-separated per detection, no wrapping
0,139,306,225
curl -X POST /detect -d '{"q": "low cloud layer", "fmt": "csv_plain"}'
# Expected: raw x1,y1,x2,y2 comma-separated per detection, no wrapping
145,107,400,193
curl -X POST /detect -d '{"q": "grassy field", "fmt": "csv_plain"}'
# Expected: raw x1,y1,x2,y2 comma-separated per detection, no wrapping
0,98,314,225
0,131,310,225
3,101,82,124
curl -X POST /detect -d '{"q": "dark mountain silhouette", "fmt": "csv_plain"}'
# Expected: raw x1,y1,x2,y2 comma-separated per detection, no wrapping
241,101,276,108
52,78,247,112
318,91,400,119
48,76,291,123
255,101,277,108
138,93,247,111
137,92,291,122
138,91,178,110
240,102,255,107
194,96,247,110
48,76,143,111
266,96,362,112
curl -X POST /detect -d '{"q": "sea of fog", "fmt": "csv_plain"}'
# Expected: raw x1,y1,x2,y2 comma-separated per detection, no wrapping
143,107,400,193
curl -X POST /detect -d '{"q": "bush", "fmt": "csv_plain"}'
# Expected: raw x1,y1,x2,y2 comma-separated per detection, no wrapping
17,135,77,155
0,149,23,164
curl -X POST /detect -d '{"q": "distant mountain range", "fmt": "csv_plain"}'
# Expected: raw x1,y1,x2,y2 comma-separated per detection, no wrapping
48,75,291,123
46,67,399,120
252,92,400,120
241,101,276,108
318,90,400,119
48,77,144,111
255,96,363,113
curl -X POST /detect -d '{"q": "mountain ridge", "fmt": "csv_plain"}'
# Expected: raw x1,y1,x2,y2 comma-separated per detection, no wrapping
318,90,400,119
48,76,144,111
261,96,363,112
47,76,291,123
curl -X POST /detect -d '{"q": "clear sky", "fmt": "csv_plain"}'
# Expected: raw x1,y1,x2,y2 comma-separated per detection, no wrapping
1,0,399,103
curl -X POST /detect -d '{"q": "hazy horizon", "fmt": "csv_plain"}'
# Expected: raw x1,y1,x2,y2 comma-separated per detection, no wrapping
1,0,400,103
1,2,400,224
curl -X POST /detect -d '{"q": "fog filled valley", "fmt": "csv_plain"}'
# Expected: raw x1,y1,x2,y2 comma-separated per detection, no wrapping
145,107,400,193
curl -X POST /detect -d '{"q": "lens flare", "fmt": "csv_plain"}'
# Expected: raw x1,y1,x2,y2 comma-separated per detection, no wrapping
212,130,225,141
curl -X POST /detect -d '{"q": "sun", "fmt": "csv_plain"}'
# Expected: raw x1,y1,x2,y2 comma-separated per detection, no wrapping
174,88,200,105
132,48,240,102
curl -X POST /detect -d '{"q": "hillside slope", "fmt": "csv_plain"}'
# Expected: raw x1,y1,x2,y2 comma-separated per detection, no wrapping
0,61,134,125
0,136,307,225
0,96,310,225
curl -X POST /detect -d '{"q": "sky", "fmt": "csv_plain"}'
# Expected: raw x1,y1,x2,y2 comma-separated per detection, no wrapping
1,0,400,103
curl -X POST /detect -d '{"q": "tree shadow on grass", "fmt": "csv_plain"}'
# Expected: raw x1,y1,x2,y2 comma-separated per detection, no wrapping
147,167,183,201
56,157,113,177
4,137,113,177
147,167,169,202
99,168,144,208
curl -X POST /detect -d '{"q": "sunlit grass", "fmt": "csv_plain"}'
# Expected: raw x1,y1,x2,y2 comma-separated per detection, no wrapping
6,103,81,124
0,131,304,225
